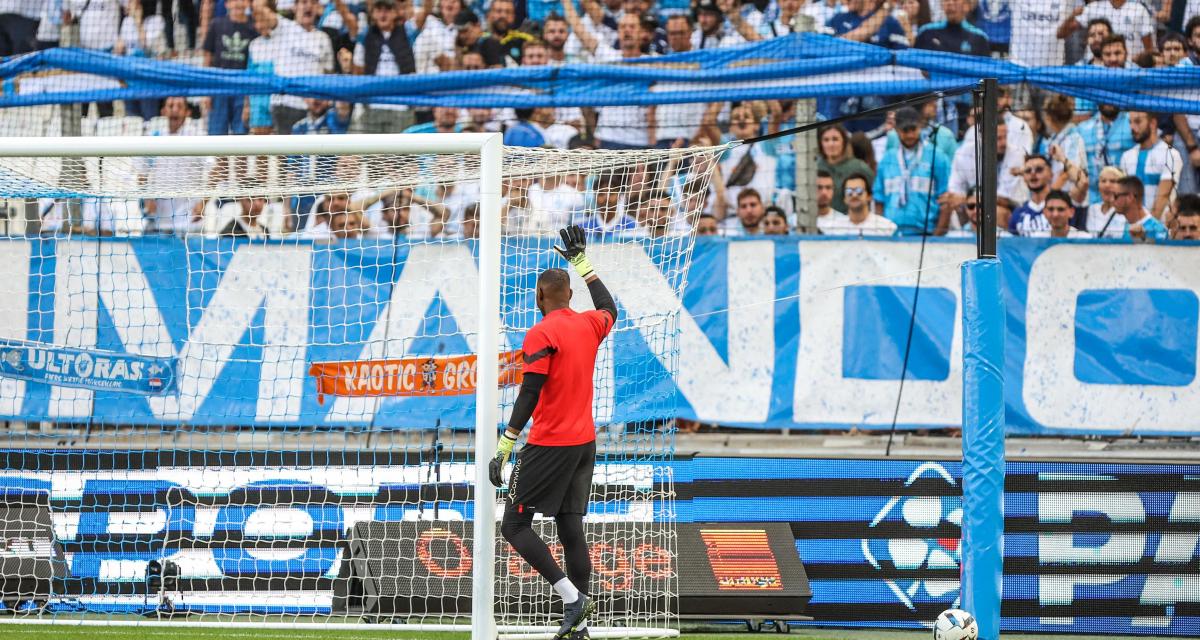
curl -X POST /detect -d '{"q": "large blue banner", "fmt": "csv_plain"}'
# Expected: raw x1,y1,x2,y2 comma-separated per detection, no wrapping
3,35,1199,113
0,236,1197,435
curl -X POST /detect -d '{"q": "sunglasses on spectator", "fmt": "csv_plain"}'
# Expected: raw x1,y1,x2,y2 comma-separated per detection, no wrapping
844,186,865,196
1024,166,1046,175
1114,191,1131,199
964,202,977,210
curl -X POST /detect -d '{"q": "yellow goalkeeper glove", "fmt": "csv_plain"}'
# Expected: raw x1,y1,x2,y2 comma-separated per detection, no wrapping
489,431,517,488
553,225,594,279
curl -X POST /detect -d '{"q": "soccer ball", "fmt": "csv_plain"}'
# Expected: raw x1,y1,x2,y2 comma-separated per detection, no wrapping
933,608,978,640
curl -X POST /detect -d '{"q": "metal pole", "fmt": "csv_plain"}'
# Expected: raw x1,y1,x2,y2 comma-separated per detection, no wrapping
472,132,503,640
791,14,818,233
977,78,999,259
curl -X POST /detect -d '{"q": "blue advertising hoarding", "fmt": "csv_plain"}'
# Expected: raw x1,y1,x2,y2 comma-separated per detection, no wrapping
1,453,1195,635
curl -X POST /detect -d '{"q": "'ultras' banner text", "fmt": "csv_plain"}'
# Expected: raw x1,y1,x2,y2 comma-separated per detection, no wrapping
0,236,1197,435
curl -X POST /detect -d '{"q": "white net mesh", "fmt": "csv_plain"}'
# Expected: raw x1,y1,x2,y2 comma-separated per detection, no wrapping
0,139,723,635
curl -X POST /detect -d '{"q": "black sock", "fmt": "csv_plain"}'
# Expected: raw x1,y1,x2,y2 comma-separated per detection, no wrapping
555,512,591,598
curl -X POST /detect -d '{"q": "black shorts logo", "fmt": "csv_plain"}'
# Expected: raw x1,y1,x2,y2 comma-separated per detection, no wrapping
507,455,523,503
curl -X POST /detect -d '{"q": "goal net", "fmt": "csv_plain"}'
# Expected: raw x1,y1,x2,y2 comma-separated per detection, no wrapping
0,134,723,637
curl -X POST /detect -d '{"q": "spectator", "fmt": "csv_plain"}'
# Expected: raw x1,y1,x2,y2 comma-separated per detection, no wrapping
1170,193,1200,240
723,0,768,44
218,197,271,237
541,13,574,62
874,106,952,235
504,108,548,147
815,169,850,232
722,188,767,236
117,0,169,119
715,102,776,215
823,173,898,236
329,209,368,240
655,18,716,149
577,172,638,235
1099,32,1133,69
1010,0,1075,68
68,0,122,117
562,0,655,149
696,213,720,235
946,187,1013,237
914,0,987,55
1036,189,1091,238
1120,110,1182,222
1115,175,1167,240
139,97,206,235
1086,165,1128,237
1162,32,1189,66
483,0,530,64
882,99,957,163
455,10,504,67
757,0,804,38
314,0,358,72
693,0,741,49
634,190,675,238
1079,17,1113,65
824,0,907,131
947,119,1028,224
1010,154,1054,236
893,0,930,45
352,0,417,133
818,123,875,213
1059,0,1156,59
762,205,789,235
522,39,585,130
1078,104,1134,207
201,0,255,189
303,191,349,239
1187,15,1200,65
288,98,352,229
374,188,450,238
0,0,41,55
804,0,845,34
529,174,584,233
413,0,461,72
404,105,461,133
251,0,332,136
461,202,480,239
1040,94,1089,206
292,0,335,59
828,0,908,48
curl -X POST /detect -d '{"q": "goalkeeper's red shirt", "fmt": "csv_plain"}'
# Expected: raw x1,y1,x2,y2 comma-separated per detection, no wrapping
521,308,614,446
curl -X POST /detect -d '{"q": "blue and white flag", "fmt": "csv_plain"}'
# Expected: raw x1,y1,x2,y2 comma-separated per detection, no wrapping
0,339,176,395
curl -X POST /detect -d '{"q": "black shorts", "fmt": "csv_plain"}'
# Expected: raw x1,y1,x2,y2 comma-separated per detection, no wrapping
506,441,596,517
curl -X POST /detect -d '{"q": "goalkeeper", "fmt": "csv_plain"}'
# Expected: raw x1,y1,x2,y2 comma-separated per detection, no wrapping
490,225,618,640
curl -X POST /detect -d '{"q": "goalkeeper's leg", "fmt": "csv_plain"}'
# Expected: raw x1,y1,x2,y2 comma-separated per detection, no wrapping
555,512,591,632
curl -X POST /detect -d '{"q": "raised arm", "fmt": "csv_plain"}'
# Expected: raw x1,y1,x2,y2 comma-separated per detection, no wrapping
843,2,892,43
554,224,618,322
562,0,600,54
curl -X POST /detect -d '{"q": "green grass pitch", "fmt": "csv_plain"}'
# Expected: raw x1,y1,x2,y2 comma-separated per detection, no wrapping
0,625,1186,640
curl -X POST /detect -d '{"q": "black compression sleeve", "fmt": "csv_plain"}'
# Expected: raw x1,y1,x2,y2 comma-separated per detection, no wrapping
506,372,547,434
587,277,619,323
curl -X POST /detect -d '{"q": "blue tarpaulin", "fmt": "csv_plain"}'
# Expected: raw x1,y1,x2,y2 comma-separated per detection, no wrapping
2,34,1200,112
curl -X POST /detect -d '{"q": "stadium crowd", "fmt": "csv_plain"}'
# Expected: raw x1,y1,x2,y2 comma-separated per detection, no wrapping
4,0,1200,241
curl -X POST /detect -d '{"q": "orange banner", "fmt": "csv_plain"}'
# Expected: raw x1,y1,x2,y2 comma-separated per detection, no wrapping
309,350,524,404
